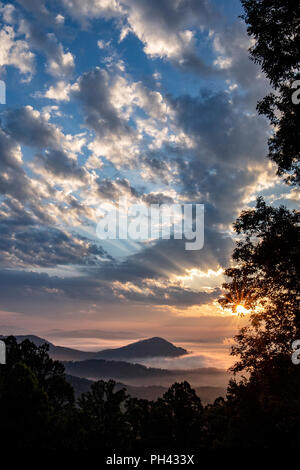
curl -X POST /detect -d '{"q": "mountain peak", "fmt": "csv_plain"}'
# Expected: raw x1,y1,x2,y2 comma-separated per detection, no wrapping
95,337,187,360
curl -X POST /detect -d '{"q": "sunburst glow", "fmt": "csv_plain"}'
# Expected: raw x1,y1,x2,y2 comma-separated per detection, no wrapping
235,304,250,315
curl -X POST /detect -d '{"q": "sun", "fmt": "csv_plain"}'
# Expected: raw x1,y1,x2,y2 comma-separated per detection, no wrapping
235,304,250,315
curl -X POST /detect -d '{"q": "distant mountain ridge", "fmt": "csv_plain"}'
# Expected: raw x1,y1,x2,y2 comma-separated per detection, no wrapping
66,374,226,404
0,335,187,361
63,358,171,379
63,358,227,386
0,334,228,387
0,334,94,361
95,337,188,360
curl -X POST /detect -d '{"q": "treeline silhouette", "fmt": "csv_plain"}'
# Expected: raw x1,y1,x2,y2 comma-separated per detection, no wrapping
0,334,299,452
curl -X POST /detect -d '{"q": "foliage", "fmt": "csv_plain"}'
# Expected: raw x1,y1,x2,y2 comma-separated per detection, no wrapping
0,336,299,451
241,0,300,184
219,197,299,374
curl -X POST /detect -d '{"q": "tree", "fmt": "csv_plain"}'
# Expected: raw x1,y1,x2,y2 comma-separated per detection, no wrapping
0,336,76,450
241,0,300,184
0,362,50,450
162,381,203,444
218,197,300,448
219,197,299,374
153,382,204,450
4,336,74,410
78,380,132,452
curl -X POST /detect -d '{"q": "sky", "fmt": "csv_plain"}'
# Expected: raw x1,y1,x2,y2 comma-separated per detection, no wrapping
0,0,298,369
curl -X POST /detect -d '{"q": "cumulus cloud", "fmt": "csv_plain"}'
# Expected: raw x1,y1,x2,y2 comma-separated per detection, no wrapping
0,126,36,200
6,106,86,158
0,3,17,24
0,24,35,78
6,105,63,149
96,177,140,201
41,80,72,101
16,0,53,22
61,0,123,23
73,68,131,135
34,148,87,182
19,19,75,77
60,0,219,75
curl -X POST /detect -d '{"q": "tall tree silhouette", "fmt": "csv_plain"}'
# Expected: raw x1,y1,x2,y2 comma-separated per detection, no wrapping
219,198,300,448
0,336,75,450
220,197,299,374
78,379,132,452
242,0,300,184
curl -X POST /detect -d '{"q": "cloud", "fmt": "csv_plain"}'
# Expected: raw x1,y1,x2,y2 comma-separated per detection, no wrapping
0,24,35,78
0,3,17,24
96,177,140,200
19,19,75,77
72,67,139,167
162,88,273,223
42,80,72,101
16,0,61,25
211,22,271,106
72,65,192,169
34,149,87,181
6,105,63,149
61,0,219,75
6,105,87,165
142,192,174,206
0,126,35,200
120,0,219,76
47,329,143,340
61,0,123,23
0,225,111,268
72,67,131,135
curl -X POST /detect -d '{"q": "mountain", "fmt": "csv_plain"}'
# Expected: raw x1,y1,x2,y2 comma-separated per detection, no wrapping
63,358,228,387
94,337,188,360
63,358,170,380
1,334,228,387
0,335,187,361
0,335,94,361
66,374,226,404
